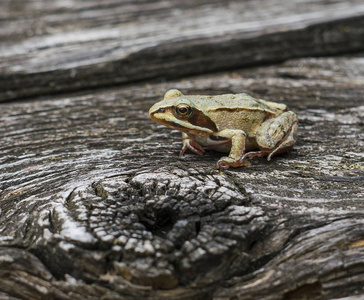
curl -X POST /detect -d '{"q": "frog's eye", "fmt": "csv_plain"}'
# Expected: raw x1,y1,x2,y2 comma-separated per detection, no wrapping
174,104,193,119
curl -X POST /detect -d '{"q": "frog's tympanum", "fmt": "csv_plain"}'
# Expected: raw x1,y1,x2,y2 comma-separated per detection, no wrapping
149,89,298,169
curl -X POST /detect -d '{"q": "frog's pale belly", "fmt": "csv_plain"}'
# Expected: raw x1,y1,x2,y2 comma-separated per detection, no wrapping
190,134,258,153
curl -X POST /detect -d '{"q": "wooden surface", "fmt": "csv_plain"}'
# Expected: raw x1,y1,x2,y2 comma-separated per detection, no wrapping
1,0,364,101
1,1,364,300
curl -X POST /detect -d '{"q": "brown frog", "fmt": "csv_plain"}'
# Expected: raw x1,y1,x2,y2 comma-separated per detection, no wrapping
149,89,298,169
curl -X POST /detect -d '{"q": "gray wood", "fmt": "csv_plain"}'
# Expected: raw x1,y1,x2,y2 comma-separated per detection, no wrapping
1,0,364,299
1,0,364,101
1,55,363,299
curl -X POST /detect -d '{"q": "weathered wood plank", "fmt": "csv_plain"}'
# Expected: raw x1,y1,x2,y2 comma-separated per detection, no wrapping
1,0,364,101
1,55,363,299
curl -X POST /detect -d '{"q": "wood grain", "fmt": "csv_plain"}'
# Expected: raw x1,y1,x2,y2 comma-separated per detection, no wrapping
1,55,363,299
1,0,364,299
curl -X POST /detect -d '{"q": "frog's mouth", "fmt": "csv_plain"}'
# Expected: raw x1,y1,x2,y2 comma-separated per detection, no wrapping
150,110,214,134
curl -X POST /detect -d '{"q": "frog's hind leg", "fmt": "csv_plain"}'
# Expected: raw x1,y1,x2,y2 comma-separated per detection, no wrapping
266,120,298,160
255,111,298,161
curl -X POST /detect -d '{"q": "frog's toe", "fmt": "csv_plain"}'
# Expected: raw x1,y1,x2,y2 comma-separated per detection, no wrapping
217,157,251,169
180,140,205,156
240,151,268,161
216,161,230,169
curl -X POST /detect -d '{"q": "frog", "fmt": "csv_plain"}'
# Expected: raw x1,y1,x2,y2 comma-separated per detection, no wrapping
149,89,298,169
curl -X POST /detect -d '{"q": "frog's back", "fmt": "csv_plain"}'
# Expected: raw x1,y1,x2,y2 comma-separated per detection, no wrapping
192,93,286,113
194,93,287,134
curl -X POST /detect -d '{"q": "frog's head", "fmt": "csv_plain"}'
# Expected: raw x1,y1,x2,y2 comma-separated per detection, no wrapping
149,89,218,134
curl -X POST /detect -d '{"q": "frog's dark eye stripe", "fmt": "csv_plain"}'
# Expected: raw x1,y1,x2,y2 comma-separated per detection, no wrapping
174,104,193,119
171,103,218,132
188,108,218,132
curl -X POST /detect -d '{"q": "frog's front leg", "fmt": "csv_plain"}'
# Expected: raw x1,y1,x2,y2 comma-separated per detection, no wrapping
252,111,298,161
180,133,205,156
214,129,250,169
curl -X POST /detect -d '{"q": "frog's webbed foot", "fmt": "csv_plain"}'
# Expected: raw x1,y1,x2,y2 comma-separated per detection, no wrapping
217,156,251,169
180,135,205,157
